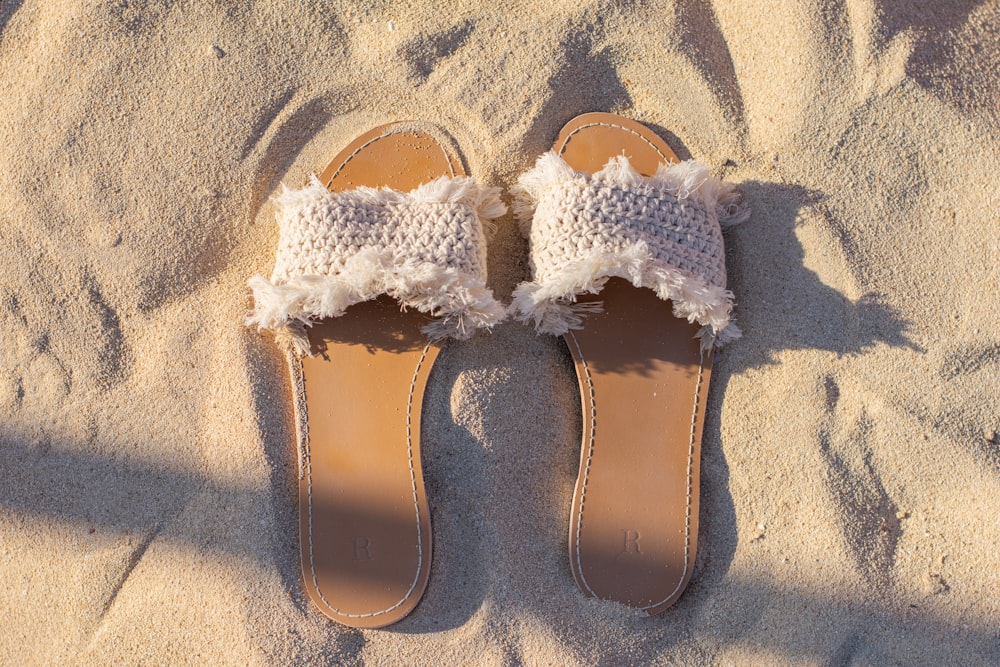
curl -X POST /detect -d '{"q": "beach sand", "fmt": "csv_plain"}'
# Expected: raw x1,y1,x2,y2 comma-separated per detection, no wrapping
1,1,998,664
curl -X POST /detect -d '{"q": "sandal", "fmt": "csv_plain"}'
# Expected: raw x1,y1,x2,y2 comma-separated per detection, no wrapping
511,112,748,613
248,122,506,627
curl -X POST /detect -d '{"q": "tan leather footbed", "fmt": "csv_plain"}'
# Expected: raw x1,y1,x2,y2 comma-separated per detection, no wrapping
297,124,460,628
558,113,712,614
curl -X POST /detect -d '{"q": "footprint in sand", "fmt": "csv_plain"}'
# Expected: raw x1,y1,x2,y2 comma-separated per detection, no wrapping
818,375,903,584
0,270,131,403
397,19,477,83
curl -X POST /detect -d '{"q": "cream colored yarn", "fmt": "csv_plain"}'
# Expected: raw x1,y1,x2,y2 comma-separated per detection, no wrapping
248,175,507,355
510,151,749,349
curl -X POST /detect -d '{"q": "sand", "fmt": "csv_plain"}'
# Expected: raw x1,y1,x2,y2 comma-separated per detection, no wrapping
1,1,998,664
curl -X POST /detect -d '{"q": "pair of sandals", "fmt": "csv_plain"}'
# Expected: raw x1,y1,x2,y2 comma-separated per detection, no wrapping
248,113,748,628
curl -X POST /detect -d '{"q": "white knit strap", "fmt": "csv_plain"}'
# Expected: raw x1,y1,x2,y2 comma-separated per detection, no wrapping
510,151,749,349
248,175,507,355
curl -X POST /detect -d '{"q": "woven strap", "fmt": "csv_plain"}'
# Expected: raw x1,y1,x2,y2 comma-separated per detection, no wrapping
248,175,507,355
510,152,748,348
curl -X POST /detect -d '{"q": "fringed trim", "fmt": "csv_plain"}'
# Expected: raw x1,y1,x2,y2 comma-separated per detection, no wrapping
247,265,506,355
696,322,742,352
509,241,738,351
512,151,750,233
248,250,506,355
511,152,749,350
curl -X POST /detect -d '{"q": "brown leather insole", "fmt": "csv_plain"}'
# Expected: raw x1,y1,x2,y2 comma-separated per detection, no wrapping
298,123,461,628
559,113,712,614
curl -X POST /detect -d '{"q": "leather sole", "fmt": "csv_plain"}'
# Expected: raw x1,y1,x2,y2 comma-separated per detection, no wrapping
297,122,463,628
557,113,712,614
